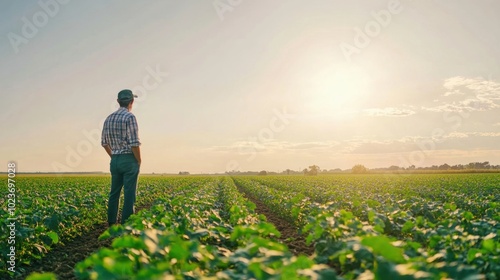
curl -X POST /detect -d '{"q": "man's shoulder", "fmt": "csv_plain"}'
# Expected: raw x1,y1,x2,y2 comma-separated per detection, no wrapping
116,110,138,123
104,109,127,122
122,111,136,119
104,108,137,124
111,108,135,117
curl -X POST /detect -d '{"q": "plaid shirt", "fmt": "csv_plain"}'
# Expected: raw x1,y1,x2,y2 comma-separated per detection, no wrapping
101,107,141,154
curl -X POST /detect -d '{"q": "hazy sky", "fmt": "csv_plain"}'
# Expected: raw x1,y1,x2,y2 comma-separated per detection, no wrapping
1,0,500,173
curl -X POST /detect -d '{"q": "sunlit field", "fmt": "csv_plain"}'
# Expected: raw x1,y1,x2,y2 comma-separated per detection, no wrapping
1,174,498,279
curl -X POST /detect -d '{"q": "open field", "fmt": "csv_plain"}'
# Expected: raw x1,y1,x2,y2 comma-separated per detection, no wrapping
1,174,499,279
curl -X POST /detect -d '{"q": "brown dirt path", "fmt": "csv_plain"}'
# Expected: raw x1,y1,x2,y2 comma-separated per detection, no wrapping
15,222,112,280
15,204,152,280
236,186,314,256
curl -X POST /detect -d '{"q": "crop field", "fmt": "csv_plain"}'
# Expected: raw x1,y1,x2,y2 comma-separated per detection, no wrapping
1,174,499,279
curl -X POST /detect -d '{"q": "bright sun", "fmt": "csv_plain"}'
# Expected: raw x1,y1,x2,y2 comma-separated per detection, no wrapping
307,65,369,115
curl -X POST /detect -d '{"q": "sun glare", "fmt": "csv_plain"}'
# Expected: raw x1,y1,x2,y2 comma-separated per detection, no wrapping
307,65,369,116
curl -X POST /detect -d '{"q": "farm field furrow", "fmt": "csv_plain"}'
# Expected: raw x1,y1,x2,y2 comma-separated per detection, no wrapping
1,176,190,279
235,182,314,256
74,176,335,279
1,174,499,280
16,201,157,280
233,174,500,279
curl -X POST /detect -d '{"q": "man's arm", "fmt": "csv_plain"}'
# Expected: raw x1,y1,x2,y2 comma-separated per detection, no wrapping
103,145,112,158
132,146,141,166
127,115,141,166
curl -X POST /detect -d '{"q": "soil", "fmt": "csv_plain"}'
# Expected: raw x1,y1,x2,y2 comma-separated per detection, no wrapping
15,222,112,280
15,204,151,280
236,186,315,256
14,187,316,279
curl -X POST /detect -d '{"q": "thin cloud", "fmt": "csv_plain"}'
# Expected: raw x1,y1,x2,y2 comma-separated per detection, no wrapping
425,76,500,112
285,141,340,150
425,98,499,112
444,89,464,96
208,140,339,153
438,131,500,139
344,132,500,155
471,132,500,137
363,107,416,117
444,132,469,139
443,76,480,90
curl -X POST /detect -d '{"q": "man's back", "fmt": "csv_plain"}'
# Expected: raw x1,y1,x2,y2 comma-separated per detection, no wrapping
102,107,141,155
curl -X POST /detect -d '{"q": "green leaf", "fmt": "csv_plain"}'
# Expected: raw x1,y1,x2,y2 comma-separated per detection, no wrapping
112,236,145,250
112,258,134,275
416,216,425,227
230,226,249,241
47,231,59,244
482,239,495,252
26,272,57,280
294,255,314,269
99,230,111,240
316,267,339,279
248,262,266,279
467,248,481,263
107,224,125,237
291,207,301,220
368,211,375,223
43,214,60,231
429,235,441,249
375,261,420,280
246,201,256,212
340,210,354,220
374,224,385,234
402,220,414,233
361,236,405,263
463,211,474,221
366,199,381,208
444,203,457,211
169,242,190,261
406,241,421,251
257,222,281,237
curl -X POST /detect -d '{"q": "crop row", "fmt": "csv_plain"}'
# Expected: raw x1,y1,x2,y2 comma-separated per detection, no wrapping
233,175,500,279
0,176,185,278
0,177,107,277
73,176,338,279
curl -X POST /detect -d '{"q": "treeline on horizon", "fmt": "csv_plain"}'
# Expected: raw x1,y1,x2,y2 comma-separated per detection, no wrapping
226,161,500,175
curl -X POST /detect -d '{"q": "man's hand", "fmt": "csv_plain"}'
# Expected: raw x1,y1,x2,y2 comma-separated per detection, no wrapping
103,145,112,158
132,146,141,167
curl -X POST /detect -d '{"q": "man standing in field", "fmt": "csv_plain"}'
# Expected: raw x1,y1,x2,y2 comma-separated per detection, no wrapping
101,89,142,226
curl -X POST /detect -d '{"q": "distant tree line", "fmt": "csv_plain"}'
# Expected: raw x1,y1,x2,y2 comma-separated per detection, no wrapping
225,161,500,176
371,161,500,171
226,161,500,176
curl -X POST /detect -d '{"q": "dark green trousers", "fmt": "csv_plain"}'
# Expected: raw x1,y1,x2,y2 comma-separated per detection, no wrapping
108,154,140,225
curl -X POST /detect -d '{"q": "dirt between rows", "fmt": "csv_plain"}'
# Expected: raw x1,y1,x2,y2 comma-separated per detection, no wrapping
15,204,151,280
236,186,315,257
16,190,315,279
15,222,112,280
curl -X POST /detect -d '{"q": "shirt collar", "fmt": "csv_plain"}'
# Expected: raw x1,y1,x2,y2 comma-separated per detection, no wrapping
117,107,129,112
